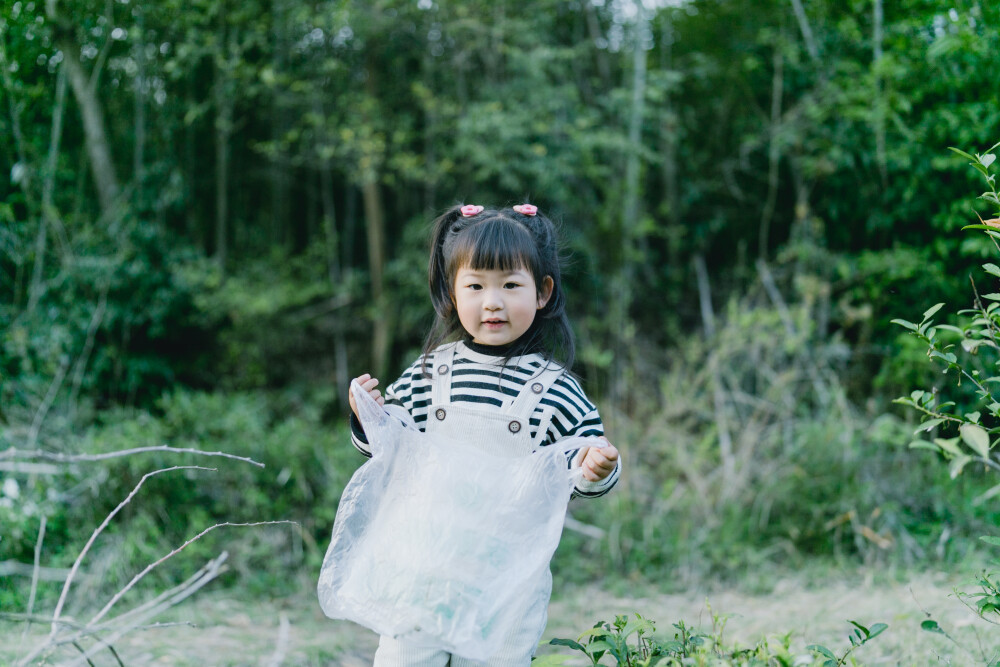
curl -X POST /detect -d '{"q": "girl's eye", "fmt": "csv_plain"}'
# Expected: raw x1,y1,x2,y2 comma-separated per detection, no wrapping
504,282,520,289
467,284,482,290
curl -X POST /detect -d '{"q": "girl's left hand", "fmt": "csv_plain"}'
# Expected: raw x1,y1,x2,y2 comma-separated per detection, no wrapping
580,437,619,482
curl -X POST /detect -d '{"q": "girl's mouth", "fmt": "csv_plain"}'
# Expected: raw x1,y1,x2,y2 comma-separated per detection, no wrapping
483,319,506,329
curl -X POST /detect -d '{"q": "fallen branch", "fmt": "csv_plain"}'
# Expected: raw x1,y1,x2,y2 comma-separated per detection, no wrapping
49,466,216,638
62,554,231,667
89,520,297,626
0,444,264,468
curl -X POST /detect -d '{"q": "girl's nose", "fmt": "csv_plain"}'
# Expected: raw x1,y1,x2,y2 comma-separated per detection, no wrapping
483,290,503,310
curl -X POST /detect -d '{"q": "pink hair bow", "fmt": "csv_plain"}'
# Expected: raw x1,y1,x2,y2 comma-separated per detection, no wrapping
513,204,537,216
461,205,484,217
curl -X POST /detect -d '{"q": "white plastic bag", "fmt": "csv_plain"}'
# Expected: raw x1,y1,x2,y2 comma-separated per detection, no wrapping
317,380,600,661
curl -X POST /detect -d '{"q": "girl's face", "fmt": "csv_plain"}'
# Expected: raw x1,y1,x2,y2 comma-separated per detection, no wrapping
454,265,554,346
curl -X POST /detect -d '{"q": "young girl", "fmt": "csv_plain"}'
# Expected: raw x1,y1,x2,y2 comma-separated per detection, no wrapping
347,203,620,667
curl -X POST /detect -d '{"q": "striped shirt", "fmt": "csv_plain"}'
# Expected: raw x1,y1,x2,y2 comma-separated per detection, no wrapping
350,340,619,498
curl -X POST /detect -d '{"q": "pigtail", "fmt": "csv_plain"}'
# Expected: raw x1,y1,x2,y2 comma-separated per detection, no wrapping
422,205,473,374
427,205,467,319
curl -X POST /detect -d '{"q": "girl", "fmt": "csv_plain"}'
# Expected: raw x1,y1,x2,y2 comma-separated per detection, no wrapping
347,203,620,667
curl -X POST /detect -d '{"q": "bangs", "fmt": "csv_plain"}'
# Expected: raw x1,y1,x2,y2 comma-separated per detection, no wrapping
447,218,541,278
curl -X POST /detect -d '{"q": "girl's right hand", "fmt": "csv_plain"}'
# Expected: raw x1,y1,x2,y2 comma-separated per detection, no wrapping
349,373,385,419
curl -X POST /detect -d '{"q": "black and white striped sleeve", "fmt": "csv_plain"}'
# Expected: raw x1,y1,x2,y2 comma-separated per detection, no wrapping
544,374,620,498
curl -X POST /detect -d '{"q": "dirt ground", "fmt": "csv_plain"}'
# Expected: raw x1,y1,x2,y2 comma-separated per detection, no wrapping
4,567,998,665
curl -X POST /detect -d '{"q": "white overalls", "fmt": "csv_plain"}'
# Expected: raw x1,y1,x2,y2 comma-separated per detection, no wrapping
373,343,567,667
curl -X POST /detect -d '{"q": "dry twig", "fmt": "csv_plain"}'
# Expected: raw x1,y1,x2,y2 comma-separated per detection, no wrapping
0,444,264,467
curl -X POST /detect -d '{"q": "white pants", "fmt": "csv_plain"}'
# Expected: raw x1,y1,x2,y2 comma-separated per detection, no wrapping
372,571,551,667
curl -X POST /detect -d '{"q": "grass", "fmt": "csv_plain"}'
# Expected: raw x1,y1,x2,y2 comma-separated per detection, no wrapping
3,564,997,665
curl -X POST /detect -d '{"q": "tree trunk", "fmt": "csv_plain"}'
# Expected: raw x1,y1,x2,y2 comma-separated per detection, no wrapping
759,45,784,260
27,67,68,313
609,3,647,413
660,11,680,274
873,0,887,187
319,150,350,411
133,4,146,209
271,0,291,247
53,31,120,215
213,24,234,272
362,179,390,380
789,0,819,63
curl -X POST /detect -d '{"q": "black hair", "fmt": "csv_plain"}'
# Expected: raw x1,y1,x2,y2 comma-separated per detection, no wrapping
422,203,575,372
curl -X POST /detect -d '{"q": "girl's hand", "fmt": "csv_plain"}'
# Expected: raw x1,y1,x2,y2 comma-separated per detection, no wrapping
580,437,619,482
349,373,385,419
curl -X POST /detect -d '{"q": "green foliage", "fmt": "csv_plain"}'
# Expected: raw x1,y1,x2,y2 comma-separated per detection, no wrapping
536,612,886,666
559,245,997,587
893,143,1000,649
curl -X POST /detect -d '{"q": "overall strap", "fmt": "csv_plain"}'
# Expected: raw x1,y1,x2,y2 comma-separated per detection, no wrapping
506,362,565,419
430,342,458,406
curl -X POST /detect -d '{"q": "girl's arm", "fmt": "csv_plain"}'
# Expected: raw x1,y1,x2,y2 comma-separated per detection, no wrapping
544,375,621,498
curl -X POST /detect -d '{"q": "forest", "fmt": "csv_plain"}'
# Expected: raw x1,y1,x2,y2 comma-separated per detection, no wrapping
3,0,1000,664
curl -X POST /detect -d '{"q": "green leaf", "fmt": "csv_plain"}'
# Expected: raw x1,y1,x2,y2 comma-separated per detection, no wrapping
950,455,972,478
530,655,572,666
929,350,958,364
982,154,996,169
920,620,945,634
584,639,614,657
576,628,612,642
934,437,963,457
980,536,1000,547
848,620,870,637
915,418,945,433
623,617,655,638
960,423,991,458
909,440,940,452
985,263,1000,277
807,644,837,659
868,623,888,639
983,293,1000,301
923,303,945,320
891,319,918,331
949,146,978,162
548,638,586,652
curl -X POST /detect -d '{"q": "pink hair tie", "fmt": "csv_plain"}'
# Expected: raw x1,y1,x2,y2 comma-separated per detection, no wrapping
513,204,537,216
460,205,484,217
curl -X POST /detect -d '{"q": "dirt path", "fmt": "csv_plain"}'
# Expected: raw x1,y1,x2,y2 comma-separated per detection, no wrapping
4,568,996,665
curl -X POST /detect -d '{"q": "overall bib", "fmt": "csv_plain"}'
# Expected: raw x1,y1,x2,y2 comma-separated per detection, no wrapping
373,343,566,667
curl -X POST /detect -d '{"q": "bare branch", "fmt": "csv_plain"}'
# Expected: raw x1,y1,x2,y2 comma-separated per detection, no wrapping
21,516,48,646
48,466,216,637
0,445,265,468
88,521,297,626
59,554,230,667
